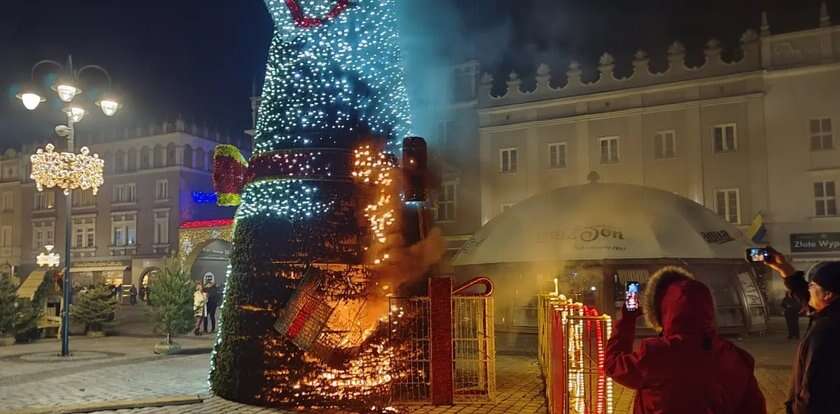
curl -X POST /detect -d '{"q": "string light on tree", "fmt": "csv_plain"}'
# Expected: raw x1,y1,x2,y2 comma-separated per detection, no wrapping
254,0,412,154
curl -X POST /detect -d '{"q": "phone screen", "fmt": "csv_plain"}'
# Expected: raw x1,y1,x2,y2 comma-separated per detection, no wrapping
625,281,640,311
747,248,769,263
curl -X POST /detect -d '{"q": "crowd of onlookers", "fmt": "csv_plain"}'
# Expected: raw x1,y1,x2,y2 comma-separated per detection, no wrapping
605,247,840,414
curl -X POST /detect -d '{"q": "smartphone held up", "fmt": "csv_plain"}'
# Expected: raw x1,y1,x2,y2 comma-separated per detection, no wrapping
746,247,770,263
625,281,640,311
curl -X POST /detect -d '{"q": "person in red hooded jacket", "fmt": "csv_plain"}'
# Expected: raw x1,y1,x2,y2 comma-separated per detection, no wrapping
605,266,766,414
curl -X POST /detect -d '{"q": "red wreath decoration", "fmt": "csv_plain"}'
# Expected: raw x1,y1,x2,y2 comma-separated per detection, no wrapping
285,0,350,28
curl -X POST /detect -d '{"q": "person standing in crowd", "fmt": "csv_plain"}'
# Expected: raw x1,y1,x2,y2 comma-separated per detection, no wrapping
129,285,137,305
193,283,207,336
765,248,840,414
203,281,219,334
605,266,766,413
781,291,802,340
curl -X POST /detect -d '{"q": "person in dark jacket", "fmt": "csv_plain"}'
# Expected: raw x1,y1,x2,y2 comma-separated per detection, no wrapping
781,291,802,339
605,266,766,414
203,281,220,334
766,249,840,414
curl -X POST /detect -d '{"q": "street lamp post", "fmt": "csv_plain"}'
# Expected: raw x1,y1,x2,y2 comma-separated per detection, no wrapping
18,55,120,357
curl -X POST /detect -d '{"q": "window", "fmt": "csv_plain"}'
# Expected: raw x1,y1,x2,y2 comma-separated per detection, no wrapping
548,143,567,169
34,191,55,210
0,226,11,247
183,145,194,168
600,137,620,164
500,148,518,173
195,148,206,171
715,189,741,224
127,148,138,171
655,130,677,159
72,217,96,249
810,118,833,151
115,150,126,173
111,213,137,246
154,210,170,244
435,182,457,222
153,145,164,168
155,180,169,201
32,220,55,249
501,203,514,213
713,124,737,153
140,147,151,169
71,189,96,207
3,165,17,180
166,143,176,167
438,120,455,148
814,181,837,217
1,192,13,211
112,183,137,203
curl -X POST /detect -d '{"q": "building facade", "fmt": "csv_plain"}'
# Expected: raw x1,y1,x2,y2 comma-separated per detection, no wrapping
433,8,840,301
4,118,237,288
0,149,23,277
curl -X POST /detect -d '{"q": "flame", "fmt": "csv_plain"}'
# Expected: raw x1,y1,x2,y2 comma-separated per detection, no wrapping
353,145,399,266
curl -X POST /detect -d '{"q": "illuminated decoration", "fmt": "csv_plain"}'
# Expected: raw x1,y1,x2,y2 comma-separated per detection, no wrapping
30,144,105,195
192,192,219,204
236,180,334,221
37,245,61,268
353,145,398,265
209,0,416,411
539,295,613,414
284,0,350,28
213,145,249,207
252,0,412,154
177,219,235,265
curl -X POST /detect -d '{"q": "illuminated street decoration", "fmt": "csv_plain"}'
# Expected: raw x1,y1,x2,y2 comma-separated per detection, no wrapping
37,245,61,268
209,0,415,411
30,144,104,195
540,295,614,414
191,192,219,204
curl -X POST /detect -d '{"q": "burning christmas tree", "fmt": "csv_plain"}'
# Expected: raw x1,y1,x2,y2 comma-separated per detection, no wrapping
210,0,435,411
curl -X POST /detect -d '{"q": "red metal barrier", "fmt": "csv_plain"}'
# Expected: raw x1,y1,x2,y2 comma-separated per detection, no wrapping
429,277,454,405
538,295,613,414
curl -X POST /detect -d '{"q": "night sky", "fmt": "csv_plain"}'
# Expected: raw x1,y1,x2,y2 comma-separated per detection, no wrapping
0,0,834,150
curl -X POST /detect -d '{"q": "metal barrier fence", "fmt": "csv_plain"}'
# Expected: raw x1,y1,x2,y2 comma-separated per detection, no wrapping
389,297,432,403
390,277,496,404
452,296,496,402
538,294,613,414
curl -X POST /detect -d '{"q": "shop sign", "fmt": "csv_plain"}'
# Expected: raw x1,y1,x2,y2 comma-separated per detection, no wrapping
790,233,840,253
536,225,625,244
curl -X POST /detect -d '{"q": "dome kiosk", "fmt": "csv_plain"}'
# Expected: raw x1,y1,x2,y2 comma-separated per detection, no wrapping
452,182,767,343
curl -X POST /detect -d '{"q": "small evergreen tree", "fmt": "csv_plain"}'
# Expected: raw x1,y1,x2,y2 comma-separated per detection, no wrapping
148,260,194,344
14,298,41,341
71,285,117,333
0,276,16,337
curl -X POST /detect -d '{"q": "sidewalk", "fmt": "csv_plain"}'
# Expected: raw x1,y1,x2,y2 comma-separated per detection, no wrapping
0,317,802,414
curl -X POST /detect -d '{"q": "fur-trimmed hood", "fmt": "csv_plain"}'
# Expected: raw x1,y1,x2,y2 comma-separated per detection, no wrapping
643,266,716,335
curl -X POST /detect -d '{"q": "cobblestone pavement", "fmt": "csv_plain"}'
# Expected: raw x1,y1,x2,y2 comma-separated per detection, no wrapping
0,317,803,414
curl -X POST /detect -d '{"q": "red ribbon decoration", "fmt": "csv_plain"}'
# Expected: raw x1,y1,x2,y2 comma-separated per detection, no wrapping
284,0,351,28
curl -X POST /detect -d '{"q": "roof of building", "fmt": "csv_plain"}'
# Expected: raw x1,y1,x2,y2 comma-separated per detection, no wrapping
452,182,750,266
